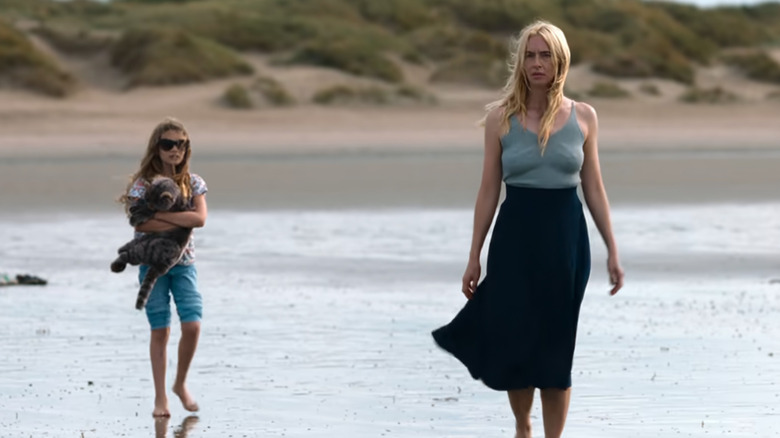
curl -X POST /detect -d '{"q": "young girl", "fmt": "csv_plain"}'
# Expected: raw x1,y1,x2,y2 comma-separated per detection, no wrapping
119,117,208,417
432,21,624,438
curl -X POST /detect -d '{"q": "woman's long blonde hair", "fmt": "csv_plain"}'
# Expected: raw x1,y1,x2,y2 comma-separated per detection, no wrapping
119,117,192,214
484,20,571,155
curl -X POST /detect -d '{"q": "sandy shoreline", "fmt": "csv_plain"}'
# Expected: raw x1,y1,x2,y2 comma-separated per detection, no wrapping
2,91,780,214
2,139,780,215
2,86,780,156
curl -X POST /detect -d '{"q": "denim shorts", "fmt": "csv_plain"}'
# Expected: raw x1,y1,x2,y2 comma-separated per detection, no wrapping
138,264,203,330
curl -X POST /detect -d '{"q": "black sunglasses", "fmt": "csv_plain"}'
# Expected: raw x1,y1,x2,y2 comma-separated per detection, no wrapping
158,138,189,151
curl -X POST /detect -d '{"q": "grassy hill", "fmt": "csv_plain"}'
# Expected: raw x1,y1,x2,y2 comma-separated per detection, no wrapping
1,0,779,100
0,19,77,97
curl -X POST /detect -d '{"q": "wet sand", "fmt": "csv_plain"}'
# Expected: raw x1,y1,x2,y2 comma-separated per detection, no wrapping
2,145,780,217
1,207,779,437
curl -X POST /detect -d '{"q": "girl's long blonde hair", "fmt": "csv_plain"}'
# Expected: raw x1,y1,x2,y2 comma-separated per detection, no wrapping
483,20,571,155
119,117,192,214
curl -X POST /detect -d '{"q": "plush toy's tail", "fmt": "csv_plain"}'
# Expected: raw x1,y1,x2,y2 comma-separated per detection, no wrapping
136,266,163,310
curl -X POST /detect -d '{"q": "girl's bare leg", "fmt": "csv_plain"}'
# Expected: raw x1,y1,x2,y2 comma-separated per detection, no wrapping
172,321,200,412
150,327,171,417
508,387,535,438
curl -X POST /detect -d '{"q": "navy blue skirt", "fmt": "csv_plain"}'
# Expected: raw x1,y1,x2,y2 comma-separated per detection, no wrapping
432,185,591,390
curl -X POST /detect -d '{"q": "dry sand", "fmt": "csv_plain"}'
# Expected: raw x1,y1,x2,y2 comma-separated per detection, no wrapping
1,80,780,215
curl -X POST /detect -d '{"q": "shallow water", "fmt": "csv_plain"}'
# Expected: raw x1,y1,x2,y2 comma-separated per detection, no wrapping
1,204,779,437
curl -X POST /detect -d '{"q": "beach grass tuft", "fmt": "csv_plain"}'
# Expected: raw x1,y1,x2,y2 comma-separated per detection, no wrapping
313,85,390,105
286,39,404,83
592,41,694,85
588,81,631,99
110,27,253,87
639,82,662,96
679,86,738,104
722,51,780,84
222,76,295,109
32,25,114,55
395,83,438,104
222,83,253,109
408,25,505,62
429,53,506,88
345,0,436,31
253,75,296,107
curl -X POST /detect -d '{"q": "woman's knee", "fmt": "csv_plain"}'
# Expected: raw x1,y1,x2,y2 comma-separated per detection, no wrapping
540,387,570,404
508,387,535,409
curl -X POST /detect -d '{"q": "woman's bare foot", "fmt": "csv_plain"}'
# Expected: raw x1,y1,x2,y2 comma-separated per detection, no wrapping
153,396,170,417
172,384,199,412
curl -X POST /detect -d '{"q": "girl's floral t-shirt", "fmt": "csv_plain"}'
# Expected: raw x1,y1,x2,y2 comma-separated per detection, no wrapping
127,173,208,266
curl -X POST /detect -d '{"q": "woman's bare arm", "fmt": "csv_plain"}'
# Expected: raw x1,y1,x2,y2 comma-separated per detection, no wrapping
462,108,503,298
578,102,624,295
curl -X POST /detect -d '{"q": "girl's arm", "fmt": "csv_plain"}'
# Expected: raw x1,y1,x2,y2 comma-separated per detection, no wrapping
154,194,208,228
134,219,178,233
462,108,503,299
578,102,624,295
127,194,179,233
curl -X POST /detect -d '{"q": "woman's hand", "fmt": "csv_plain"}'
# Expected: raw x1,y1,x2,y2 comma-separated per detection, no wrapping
607,254,624,296
461,258,481,300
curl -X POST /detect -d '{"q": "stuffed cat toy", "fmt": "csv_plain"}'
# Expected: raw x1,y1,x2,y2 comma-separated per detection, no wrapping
111,176,192,310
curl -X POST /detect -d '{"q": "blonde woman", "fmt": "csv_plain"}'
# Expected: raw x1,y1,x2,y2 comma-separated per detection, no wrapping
432,20,624,438
119,117,208,417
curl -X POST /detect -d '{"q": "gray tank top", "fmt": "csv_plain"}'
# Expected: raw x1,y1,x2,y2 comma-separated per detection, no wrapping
500,102,585,189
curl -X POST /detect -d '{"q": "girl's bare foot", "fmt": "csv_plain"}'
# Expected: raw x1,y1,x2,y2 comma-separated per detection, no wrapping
153,396,170,417
172,384,199,412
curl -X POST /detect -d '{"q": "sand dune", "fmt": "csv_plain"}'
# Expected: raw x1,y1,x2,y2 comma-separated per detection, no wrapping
2,33,779,156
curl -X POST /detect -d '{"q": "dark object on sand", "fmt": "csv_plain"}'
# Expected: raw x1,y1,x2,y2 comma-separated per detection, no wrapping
0,273,48,287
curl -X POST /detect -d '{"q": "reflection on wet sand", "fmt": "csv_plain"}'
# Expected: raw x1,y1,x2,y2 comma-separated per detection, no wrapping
154,415,199,438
